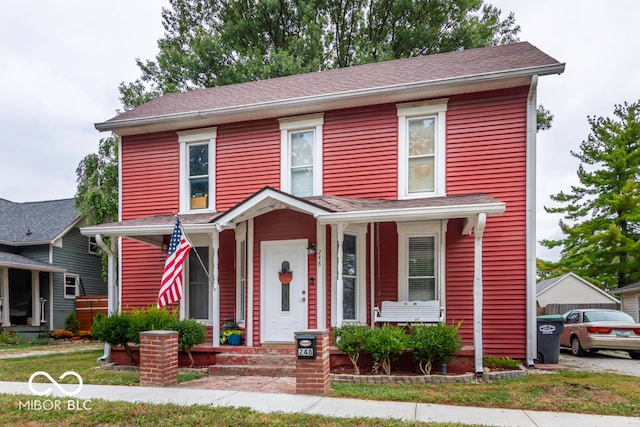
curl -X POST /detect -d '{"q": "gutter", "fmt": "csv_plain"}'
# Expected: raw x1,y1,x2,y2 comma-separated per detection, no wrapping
96,64,565,134
95,234,116,363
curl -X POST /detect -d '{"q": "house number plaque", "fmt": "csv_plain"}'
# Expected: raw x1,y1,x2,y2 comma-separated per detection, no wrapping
296,335,316,359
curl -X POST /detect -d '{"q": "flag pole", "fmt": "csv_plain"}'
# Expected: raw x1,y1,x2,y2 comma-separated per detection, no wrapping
176,214,218,291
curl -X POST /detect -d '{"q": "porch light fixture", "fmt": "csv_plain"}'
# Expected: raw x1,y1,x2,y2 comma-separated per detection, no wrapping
307,243,316,256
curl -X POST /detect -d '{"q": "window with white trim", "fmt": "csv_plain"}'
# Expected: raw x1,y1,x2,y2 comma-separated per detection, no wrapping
187,247,210,321
235,223,247,326
178,128,216,212
279,114,323,197
88,236,99,255
332,224,367,323
397,100,447,199
397,221,445,302
64,274,79,299
342,234,357,320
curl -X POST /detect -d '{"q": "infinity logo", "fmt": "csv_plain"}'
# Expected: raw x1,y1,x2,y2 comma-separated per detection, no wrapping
28,371,83,397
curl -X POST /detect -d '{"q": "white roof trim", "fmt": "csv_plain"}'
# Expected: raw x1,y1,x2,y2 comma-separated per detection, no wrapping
0,261,66,273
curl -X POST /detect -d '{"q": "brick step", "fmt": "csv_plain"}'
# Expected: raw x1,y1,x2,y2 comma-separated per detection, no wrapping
213,345,295,355
215,353,296,367
209,364,295,377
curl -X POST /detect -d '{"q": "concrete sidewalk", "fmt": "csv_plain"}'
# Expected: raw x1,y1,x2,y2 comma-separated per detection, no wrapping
1,381,639,427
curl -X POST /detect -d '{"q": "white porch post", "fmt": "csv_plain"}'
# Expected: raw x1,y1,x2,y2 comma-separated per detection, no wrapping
473,213,487,374
316,222,326,329
247,218,254,346
336,223,345,326
1,268,8,326
212,229,220,347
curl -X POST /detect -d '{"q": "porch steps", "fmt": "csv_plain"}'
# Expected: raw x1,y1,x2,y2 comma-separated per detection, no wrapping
209,345,296,377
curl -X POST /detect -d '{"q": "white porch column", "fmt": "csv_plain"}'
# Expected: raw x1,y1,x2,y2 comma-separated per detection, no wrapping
1,268,8,326
247,218,254,346
212,229,220,347
473,213,487,374
335,223,345,326
316,221,326,329
32,271,40,326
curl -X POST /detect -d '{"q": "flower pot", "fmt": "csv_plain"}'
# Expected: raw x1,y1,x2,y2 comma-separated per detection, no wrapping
227,334,242,346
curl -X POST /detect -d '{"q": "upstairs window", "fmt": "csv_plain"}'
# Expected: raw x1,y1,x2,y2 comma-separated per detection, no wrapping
64,274,80,299
178,128,216,212
279,114,323,197
397,100,447,199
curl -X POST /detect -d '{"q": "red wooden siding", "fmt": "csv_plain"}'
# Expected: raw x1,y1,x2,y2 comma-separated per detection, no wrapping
121,240,166,309
121,132,179,220
324,105,398,199
253,210,317,345
373,222,398,307
216,120,281,211
446,87,530,357
217,230,236,330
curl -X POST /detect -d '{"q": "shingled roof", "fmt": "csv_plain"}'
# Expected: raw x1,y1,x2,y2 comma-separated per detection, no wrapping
97,42,564,135
0,198,80,245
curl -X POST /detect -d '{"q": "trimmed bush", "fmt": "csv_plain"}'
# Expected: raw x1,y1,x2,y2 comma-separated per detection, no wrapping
52,329,74,340
410,321,462,375
64,312,81,335
91,311,137,365
127,306,178,344
333,323,370,375
365,325,409,375
170,318,206,367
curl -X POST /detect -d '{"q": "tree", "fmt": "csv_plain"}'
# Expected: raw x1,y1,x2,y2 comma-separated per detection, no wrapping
541,101,640,289
119,0,520,109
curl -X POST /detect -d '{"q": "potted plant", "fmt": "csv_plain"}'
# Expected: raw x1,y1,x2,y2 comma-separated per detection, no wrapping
220,329,243,345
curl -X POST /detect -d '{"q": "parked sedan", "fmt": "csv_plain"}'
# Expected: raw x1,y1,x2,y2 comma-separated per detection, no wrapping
560,309,640,359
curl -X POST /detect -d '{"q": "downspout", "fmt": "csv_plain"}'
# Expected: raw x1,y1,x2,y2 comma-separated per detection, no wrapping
95,234,116,363
473,213,486,374
526,75,539,367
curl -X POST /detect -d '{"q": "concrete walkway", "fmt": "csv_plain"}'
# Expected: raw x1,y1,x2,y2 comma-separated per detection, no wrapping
1,381,639,427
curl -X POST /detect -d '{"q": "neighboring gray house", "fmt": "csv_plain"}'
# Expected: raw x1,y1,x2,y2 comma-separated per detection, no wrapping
536,272,619,313
612,282,640,322
0,198,105,334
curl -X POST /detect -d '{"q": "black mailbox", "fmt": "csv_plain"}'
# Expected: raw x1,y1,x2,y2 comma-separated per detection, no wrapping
296,335,316,359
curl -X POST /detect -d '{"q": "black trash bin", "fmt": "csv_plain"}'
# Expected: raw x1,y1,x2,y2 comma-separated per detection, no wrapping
536,315,565,364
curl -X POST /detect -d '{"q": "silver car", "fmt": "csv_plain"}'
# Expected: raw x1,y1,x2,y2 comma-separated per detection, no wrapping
560,309,640,359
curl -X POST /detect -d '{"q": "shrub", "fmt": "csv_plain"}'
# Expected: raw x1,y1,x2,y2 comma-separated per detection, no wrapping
170,318,206,367
78,330,92,339
52,329,74,340
91,311,137,365
333,323,370,375
0,330,20,345
483,355,521,370
365,325,409,375
410,321,462,375
127,306,178,344
64,312,81,335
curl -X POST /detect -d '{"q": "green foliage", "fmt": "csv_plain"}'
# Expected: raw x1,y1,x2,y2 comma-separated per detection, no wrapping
170,318,206,367
119,0,520,110
0,330,20,345
536,105,554,132
220,329,243,345
127,306,178,344
483,355,521,370
410,322,462,375
91,311,137,365
333,324,370,375
64,311,81,335
364,325,409,375
542,100,640,289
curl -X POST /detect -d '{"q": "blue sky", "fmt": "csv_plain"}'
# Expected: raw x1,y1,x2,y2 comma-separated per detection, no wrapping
1,1,639,261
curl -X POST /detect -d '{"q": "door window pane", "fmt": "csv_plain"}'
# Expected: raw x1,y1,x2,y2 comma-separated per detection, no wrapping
342,234,357,320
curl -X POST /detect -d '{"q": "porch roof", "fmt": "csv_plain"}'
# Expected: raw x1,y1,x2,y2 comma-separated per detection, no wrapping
80,187,504,240
0,251,66,273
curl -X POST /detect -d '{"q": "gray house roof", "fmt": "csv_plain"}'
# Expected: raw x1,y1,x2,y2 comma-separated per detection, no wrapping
0,251,66,272
613,282,640,294
0,198,80,245
536,275,565,295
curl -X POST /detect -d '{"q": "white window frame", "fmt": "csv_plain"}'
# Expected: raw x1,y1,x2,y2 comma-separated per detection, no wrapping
331,224,367,324
64,273,79,300
178,127,217,213
397,221,447,302
279,113,324,196
636,294,640,323
88,236,99,255
235,222,247,328
397,99,447,199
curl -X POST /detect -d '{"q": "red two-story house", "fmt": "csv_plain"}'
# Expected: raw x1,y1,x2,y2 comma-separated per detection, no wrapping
83,42,564,373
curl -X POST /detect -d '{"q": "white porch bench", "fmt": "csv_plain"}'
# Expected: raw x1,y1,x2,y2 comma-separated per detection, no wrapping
373,300,444,325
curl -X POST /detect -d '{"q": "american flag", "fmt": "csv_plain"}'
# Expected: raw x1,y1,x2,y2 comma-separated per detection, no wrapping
158,218,192,308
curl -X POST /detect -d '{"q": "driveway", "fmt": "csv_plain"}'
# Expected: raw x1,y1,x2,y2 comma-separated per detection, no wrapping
560,349,640,377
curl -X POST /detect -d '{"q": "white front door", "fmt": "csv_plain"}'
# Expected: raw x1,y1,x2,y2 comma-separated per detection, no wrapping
261,240,308,343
